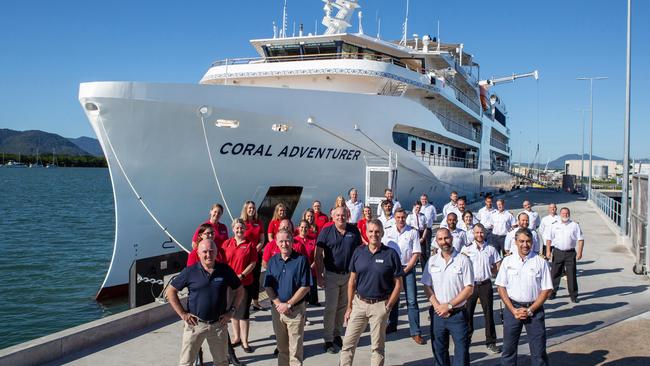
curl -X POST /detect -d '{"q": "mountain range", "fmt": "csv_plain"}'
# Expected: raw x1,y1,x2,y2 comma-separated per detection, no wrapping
0,129,103,157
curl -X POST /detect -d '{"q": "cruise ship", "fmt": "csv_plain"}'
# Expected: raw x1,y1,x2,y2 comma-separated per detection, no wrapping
79,0,535,299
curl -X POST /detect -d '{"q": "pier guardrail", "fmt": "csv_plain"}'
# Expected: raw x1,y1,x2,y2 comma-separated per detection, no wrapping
585,185,622,227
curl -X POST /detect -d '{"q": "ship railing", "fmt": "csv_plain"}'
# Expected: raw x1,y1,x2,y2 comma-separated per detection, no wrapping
433,112,481,143
584,184,622,227
490,138,509,152
210,53,426,74
441,76,482,115
415,151,478,169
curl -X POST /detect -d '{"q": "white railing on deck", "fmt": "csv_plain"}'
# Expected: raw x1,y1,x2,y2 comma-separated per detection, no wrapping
585,185,622,227
414,151,478,169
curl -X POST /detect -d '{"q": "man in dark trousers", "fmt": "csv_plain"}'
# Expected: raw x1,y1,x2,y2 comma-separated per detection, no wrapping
167,239,244,366
315,207,361,354
545,207,585,302
496,228,553,366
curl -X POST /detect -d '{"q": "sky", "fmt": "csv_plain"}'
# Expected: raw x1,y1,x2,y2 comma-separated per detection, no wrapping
0,0,648,163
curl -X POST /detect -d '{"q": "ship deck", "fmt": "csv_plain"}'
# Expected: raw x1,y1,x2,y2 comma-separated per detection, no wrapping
2,190,650,365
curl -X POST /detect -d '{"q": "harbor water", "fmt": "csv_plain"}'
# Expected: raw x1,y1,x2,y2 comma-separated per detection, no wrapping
0,167,127,349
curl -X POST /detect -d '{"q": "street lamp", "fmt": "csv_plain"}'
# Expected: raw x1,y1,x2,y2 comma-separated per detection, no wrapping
577,76,608,200
575,108,589,185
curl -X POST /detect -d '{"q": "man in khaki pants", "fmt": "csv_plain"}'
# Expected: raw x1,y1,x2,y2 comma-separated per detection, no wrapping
265,229,311,365
167,239,244,366
315,207,362,353
340,219,403,366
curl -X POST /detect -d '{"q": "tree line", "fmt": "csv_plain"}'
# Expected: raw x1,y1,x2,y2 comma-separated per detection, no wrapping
1,153,107,167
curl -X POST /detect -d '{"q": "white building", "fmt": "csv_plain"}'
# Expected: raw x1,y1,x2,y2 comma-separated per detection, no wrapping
565,159,617,179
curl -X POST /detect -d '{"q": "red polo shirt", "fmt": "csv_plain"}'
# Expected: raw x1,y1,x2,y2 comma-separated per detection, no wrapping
223,238,258,286
357,218,369,244
314,212,330,231
186,246,226,267
244,219,264,248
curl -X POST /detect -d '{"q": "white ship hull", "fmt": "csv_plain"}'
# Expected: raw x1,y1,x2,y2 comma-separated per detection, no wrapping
79,81,512,298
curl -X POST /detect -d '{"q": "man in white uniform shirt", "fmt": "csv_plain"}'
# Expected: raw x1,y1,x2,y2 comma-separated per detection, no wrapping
375,188,401,217
504,213,540,254
460,224,502,354
346,188,364,224
490,199,517,254
520,200,541,231
496,228,552,366
415,197,434,271
437,212,467,252
419,194,438,228
477,196,496,231
546,207,584,303
440,197,464,229
384,209,425,343
421,228,474,366
538,203,559,245
442,191,459,219
378,200,395,241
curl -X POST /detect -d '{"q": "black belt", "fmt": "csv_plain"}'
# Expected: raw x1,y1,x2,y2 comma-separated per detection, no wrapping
510,299,534,308
327,269,349,275
553,248,576,252
357,294,388,304
449,306,466,315
197,318,219,324
474,278,492,285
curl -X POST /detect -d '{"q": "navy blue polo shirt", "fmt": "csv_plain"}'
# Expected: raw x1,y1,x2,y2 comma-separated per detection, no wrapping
264,251,311,303
349,244,404,299
316,223,361,273
171,262,241,321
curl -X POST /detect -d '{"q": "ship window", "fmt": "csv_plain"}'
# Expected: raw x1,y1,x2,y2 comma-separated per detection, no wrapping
303,42,337,56
342,43,359,58
438,147,442,155
445,148,449,156
421,143,426,153
410,140,416,152
430,145,434,154
268,44,302,57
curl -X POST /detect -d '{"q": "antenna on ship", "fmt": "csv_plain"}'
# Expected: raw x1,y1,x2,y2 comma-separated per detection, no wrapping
273,21,278,39
358,11,364,34
399,0,410,46
299,23,304,37
280,0,288,38
321,0,360,35
292,21,296,37
376,10,381,39
437,20,441,51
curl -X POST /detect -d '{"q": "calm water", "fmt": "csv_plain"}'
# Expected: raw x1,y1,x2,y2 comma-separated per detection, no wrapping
0,167,127,349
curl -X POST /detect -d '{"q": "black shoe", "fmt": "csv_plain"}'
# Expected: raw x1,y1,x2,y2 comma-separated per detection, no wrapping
228,344,244,366
486,344,502,354
386,326,397,334
242,345,254,353
571,297,580,303
251,304,266,311
273,348,279,356
324,342,337,354
333,336,343,348
549,292,557,300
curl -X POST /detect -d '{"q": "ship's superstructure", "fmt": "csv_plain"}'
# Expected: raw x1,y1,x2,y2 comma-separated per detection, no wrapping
79,0,536,299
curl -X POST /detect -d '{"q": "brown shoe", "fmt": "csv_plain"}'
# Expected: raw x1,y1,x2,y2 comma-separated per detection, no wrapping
411,335,426,345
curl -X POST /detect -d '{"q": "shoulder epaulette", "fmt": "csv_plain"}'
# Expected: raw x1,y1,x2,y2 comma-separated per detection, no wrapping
503,252,513,257
461,252,469,257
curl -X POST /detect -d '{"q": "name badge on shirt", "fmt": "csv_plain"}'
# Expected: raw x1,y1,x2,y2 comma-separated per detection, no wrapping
507,268,519,275
430,266,441,273
375,259,384,263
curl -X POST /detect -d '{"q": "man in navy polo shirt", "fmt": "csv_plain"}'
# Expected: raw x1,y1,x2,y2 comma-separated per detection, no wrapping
339,219,403,366
315,206,362,354
167,239,244,366
265,228,311,366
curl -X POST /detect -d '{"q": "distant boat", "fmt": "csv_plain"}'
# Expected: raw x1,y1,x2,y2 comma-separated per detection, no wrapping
46,149,58,168
6,160,27,168
30,149,44,168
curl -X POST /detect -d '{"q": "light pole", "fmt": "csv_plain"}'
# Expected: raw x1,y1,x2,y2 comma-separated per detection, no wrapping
621,0,632,235
577,76,608,200
575,108,588,185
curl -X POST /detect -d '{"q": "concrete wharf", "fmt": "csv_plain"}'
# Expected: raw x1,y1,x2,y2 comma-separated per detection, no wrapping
2,190,649,365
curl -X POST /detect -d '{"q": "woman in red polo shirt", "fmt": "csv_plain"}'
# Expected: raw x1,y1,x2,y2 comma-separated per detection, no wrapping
301,208,319,239
191,203,229,249
267,203,289,242
223,219,258,353
240,200,266,311
312,200,330,231
357,206,372,245
296,219,319,307
186,223,226,266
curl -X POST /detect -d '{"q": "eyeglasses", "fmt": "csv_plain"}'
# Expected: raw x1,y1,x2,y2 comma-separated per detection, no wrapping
202,232,215,236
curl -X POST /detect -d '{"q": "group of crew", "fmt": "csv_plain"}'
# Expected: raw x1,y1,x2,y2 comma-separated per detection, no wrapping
166,187,585,366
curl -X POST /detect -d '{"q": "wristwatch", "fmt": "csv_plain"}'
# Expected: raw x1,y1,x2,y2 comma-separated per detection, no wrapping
287,303,292,310
447,303,453,310
526,308,534,317
228,306,236,314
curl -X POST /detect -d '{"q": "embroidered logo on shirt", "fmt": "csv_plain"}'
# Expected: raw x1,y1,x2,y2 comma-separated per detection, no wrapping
375,259,385,263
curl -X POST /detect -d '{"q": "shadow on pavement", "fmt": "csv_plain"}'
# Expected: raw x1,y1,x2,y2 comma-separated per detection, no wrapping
577,268,623,277
549,350,650,366
547,302,627,319
577,285,649,301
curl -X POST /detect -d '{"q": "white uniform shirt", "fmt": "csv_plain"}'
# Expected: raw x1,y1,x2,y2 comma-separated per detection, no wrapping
495,252,553,303
461,241,502,282
421,250,474,306
539,214,559,243
346,199,364,224
376,199,401,217
385,225,421,266
420,203,437,227
450,227,468,252
504,228,540,253
442,201,458,219
548,220,584,251
439,206,463,229
477,206,496,229
519,209,541,230
379,216,395,242
458,221,478,244
406,212,428,232
491,210,516,236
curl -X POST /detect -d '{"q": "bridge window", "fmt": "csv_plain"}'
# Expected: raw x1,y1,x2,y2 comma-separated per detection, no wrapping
303,42,338,55
438,147,442,155
411,140,416,152
421,142,426,153
430,145,434,154
268,44,301,57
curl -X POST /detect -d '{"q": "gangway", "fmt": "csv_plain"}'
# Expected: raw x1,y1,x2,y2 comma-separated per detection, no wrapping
364,150,398,214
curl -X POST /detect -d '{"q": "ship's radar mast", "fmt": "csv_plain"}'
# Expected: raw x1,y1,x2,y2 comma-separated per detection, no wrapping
322,0,361,35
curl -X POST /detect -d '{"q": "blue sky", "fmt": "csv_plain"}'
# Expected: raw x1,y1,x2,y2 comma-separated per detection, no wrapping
1,0,648,163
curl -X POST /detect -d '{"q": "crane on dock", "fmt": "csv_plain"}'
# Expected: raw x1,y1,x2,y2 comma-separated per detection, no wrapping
479,70,539,87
